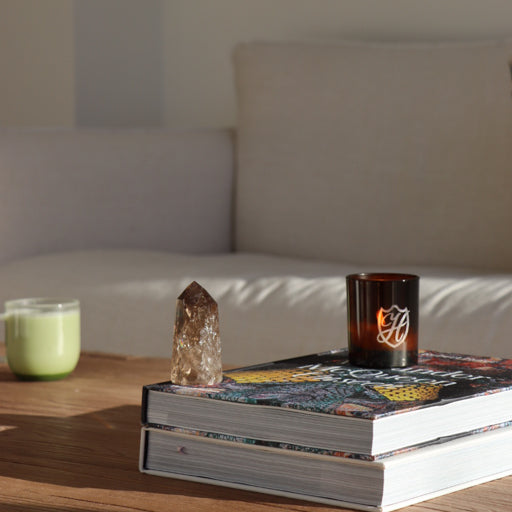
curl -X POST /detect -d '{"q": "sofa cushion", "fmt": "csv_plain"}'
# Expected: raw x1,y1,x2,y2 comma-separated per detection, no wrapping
0,128,233,265
0,249,510,364
234,40,512,270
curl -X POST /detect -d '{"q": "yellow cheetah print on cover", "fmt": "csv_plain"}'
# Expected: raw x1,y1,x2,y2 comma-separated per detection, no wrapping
373,384,443,401
225,368,323,384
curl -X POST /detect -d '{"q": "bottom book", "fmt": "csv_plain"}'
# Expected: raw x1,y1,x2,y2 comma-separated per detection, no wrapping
139,425,512,511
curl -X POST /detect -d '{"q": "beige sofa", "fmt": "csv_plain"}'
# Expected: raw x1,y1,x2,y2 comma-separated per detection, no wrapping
1,39,511,365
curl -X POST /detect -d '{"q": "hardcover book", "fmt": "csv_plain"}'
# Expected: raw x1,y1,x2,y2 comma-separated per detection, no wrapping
141,349,512,456
139,423,512,511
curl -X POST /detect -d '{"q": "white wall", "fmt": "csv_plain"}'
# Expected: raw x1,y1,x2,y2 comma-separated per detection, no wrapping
74,0,163,127
0,0,75,127
1,0,512,129
162,0,512,129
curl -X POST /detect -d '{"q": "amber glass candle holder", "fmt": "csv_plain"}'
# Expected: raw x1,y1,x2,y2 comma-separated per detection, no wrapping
346,273,419,368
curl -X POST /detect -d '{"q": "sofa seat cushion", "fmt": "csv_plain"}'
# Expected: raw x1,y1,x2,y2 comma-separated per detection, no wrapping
235,40,512,271
0,250,510,365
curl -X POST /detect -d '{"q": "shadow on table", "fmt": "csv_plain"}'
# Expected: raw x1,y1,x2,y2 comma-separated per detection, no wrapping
0,404,323,509
0,506,97,512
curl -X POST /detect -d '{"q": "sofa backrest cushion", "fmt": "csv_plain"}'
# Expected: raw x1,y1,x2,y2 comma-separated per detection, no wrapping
0,129,233,265
234,40,512,270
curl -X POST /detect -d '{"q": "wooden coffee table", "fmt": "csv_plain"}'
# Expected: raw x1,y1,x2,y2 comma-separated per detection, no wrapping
0,345,510,511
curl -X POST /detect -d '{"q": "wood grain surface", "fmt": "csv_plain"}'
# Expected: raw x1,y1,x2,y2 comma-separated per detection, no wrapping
0,344,510,512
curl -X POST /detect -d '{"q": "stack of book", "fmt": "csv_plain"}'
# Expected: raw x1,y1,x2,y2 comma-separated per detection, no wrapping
139,349,512,511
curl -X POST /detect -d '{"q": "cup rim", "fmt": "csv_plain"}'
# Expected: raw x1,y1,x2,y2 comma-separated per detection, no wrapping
346,273,419,282
5,297,80,312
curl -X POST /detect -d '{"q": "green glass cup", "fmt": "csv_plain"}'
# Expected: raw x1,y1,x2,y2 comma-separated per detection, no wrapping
4,298,80,381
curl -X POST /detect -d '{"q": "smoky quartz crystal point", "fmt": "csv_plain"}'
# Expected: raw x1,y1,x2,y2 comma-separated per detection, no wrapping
170,281,222,385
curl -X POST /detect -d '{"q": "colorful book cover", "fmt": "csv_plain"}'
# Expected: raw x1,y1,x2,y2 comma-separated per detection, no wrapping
144,349,512,420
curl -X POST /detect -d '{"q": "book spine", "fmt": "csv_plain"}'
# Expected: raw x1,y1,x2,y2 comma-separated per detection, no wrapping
141,386,149,424
138,428,148,472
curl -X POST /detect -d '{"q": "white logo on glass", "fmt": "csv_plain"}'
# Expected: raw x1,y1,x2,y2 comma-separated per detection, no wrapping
376,306,410,348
